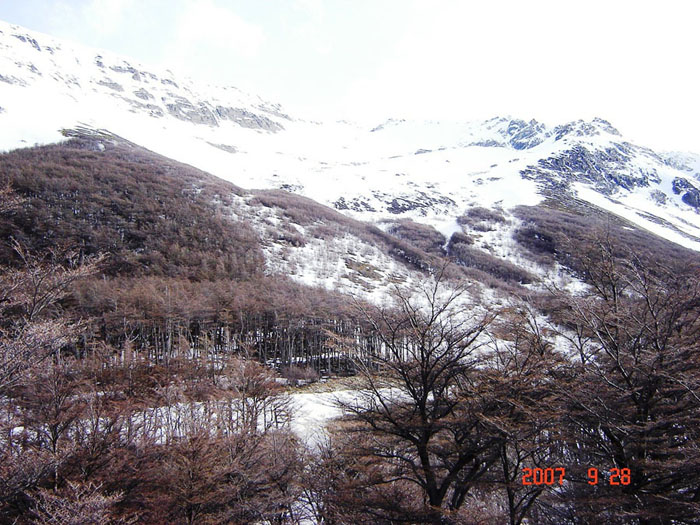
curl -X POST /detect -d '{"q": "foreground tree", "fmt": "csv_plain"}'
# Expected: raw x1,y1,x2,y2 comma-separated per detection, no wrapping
29,482,127,525
482,305,568,525
338,268,503,523
0,241,102,519
554,235,700,524
0,240,102,392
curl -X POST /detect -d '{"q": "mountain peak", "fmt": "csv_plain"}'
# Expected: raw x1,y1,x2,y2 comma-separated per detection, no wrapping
2,18,700,253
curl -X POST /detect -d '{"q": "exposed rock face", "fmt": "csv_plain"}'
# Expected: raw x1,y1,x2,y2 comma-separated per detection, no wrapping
522,143,660,195
0,74,26,86
474,118,550,150
553,118,621,141
114,94,164,117
470,139,505,148
504,119,548,150
384,192,456,215
166,97,218,126
333,196,377,212
97,78,123,92
133,88,153,100
472,118,620,151
673,177,700,210
1,24,288,133
650,189,667,205
215,106,283,131
207,142,238,154
13,33,41,51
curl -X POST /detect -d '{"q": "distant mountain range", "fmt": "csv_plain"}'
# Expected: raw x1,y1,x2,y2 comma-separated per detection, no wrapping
2,18,699,298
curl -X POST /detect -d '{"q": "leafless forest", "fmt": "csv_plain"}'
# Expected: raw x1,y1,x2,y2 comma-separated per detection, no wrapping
2,142,700,524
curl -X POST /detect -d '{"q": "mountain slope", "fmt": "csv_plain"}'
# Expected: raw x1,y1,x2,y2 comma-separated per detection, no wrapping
2,18,700,267
0,133,459,300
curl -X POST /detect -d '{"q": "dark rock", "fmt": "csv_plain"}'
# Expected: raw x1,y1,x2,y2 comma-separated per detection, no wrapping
166,97,218,126
649,190,667,205
110,63,136,74
97,78,123,92
0,74,25,86
672,177,700,209
522,143,659,195
145,104,164,118
384,192,456,215
207,142,238,154
505,118,548,149
333,196,376,212
13,34,41,51
215,106,283,132
133,88,153,100
470,139,506,148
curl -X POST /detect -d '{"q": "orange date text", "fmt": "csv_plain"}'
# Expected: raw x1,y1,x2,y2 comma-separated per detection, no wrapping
522,467,631,486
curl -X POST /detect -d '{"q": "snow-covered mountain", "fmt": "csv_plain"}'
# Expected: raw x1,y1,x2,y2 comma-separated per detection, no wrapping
2,18,700,256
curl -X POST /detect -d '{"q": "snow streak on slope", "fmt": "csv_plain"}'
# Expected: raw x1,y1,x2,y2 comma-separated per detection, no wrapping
225,193,421,304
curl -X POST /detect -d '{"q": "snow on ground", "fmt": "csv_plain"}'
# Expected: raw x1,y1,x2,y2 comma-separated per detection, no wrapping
222,193,420,304
2,18,700,259
573,183,700,251
290,390,353,447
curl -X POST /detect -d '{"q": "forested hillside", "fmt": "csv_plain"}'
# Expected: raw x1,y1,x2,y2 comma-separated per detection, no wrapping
2,137,700,524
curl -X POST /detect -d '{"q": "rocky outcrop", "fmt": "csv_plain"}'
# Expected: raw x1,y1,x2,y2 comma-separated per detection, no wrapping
97,78,123,92
649,189,667,205
166,97,218,126
0,74,26,86
133,88,153,100
207,142,238,154
333,196,377,212
504,119,548,150
13,33,41,52
384,192,456,215
672,177,700,210
553,118,621,141
215,106,283,131
522,143,659,195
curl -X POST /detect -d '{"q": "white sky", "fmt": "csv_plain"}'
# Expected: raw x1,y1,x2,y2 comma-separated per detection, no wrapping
0,0,698,152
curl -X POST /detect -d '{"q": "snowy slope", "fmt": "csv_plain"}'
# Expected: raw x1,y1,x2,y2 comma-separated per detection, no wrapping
2,19,700,254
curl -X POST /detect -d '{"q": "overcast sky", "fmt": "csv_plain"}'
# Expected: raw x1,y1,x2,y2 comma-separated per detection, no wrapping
0,0,698,151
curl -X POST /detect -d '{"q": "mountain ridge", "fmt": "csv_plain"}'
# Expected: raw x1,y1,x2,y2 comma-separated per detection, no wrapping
2,17,700,260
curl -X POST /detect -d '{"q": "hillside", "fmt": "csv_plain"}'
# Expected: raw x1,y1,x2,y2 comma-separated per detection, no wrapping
2,19,700,257
4,16,700,525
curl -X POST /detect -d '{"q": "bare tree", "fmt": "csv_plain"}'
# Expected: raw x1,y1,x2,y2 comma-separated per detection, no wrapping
556,235,700,524
483,305,568,525
0,242,104,520
0,241,103,393
338,268,501,522
29,481,128,525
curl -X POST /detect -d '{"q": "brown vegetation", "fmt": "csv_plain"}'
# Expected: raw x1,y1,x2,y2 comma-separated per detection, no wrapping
0,138,261,279
3,138,700,524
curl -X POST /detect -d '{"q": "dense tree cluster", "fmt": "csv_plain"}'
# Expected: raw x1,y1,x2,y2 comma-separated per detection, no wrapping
0,243,306,523
2,140,700,524
0,138,261,279
305,249,700,524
